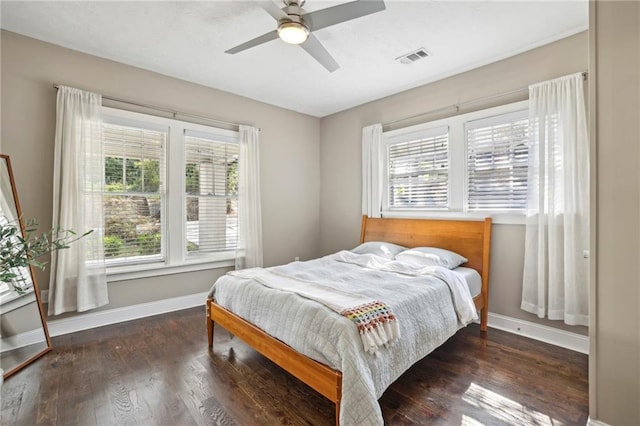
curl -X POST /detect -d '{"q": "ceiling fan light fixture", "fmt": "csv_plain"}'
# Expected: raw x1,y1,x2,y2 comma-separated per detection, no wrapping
277,20,309,44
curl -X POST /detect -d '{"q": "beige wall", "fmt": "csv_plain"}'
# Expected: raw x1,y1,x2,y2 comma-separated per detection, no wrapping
0,30,322,315
319,32,589,334
592,1,640,423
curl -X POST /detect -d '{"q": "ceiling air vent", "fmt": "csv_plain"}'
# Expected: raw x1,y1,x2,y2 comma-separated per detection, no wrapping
396,48,430,65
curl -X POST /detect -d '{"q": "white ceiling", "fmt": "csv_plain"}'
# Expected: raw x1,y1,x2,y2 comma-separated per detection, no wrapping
0,1,588,117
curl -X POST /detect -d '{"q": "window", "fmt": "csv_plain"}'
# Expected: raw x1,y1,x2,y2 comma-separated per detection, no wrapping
103,121,166,264
387,126,449,209
381,101,529,222
466,110,529,212
102,108,239,278
184,131,239,256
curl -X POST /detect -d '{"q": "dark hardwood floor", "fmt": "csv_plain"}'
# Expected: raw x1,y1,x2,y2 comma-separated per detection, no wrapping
1,307,588,425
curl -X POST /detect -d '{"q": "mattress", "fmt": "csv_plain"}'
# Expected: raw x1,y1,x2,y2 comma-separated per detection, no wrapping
456,266,482,297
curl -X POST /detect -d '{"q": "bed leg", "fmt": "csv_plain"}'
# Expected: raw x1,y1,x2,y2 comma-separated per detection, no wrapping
480,307,488,332
207,302,214,348
335,400,340,426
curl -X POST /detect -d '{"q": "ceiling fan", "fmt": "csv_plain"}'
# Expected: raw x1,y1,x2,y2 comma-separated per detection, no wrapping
225,0,386,72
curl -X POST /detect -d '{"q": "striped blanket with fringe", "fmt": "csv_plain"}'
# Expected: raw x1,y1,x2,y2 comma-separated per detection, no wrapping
341,301,400,354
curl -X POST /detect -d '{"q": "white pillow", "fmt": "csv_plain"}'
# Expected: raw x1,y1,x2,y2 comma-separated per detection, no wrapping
395,247,467,269
350,241,407,259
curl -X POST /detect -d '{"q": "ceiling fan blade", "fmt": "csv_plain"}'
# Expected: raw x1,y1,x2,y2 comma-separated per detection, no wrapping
300,33,339,72
304,0,385,32
259,1,288,21
225,29,279,54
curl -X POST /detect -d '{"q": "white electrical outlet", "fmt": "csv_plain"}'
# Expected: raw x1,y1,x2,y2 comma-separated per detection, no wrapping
583,250,590,258
294,256,300,262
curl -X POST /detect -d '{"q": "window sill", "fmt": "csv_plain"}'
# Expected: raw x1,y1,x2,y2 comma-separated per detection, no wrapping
107,256,235,282
381,210,526,225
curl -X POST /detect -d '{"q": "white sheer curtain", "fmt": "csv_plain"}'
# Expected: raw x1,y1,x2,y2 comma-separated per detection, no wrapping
49,86,108,315
362,123,383,218
521,73,589,326
235,125,263,269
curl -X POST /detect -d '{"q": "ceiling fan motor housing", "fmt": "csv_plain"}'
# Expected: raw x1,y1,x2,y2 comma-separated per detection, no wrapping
283,0,306,7
278,0,309,44
281,0,306,23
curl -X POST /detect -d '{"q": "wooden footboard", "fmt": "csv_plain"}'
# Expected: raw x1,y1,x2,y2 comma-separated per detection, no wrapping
207,298,343,424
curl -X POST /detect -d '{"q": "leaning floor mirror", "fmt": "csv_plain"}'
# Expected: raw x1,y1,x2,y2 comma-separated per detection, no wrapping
0,154,52,380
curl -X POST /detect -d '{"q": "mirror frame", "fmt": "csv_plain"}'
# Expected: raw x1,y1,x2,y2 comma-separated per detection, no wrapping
1,153,52,379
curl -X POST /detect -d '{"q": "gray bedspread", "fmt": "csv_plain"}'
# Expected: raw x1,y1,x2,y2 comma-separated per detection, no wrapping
209,251,474,426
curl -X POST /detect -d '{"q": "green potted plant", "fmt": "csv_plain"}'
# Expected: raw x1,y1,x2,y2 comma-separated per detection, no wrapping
0,218,91,295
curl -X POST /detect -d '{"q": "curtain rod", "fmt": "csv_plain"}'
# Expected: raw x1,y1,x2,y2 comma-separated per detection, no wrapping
383,71,588,129
53,84,258,131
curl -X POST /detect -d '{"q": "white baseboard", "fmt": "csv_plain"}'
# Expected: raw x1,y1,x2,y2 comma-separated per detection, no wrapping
587,417,611,426
487,312,589,354
47,291,208,337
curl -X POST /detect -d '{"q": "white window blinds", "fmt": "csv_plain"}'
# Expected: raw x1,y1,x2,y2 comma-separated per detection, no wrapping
387,126,449,209
103,122,166,263
184,131,239,255
466,110,529,211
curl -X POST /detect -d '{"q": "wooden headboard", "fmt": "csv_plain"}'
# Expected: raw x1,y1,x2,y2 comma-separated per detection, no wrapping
360,215,492,298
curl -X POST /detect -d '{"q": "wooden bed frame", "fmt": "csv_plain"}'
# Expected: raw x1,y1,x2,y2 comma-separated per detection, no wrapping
206,216,492,425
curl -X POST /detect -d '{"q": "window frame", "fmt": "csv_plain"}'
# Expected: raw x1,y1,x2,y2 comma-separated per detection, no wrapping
465,108,530,214
101,107,238,282
381,100,529,225
183,128,240,260
384,123,451,211
101,114,168,267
